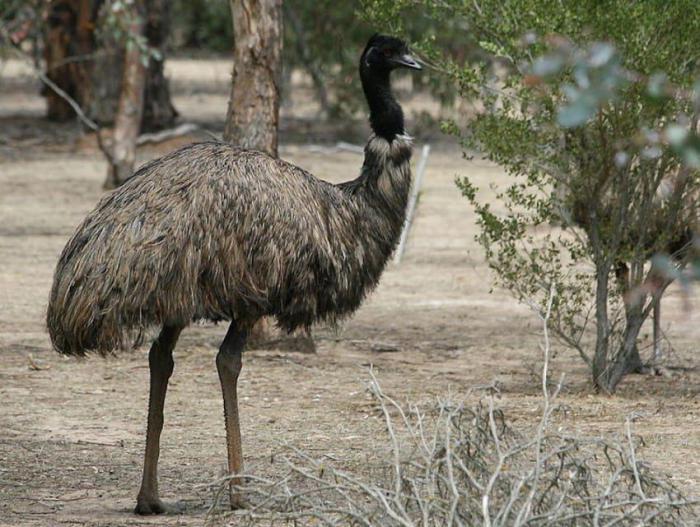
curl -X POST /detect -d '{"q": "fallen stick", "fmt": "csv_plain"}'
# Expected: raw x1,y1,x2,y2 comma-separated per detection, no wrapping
136,123,200,145
394,144,430,265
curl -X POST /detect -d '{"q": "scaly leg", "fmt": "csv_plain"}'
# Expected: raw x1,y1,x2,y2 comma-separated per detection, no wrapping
216,321,248,509
135,325,182,515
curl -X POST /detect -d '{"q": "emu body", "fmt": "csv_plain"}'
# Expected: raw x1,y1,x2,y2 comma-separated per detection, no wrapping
47,136,413,353
46,34,421,514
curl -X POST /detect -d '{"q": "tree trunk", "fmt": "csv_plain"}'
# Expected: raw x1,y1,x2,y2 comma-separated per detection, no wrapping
224,0,314,352
223,0,282,155
43,0,175,131
44,0,94,121
86,10,122,125
592,266,612,393
600,310,646,393
141,0,178,132
104,2,146,189
594,261,650,394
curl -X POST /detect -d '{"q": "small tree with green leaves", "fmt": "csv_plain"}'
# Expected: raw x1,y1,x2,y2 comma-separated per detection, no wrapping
363,0,700,393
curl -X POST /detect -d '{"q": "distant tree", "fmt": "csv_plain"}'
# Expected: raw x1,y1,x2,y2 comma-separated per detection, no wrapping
167,0,468,119
282,2,329,117
172,0,232,52
140,0,177,131
43,0,94,121
281,0,369,118
42,0,176,131
171,0,364,117
103,0,147,189
281,0,466,118
224,0,282,155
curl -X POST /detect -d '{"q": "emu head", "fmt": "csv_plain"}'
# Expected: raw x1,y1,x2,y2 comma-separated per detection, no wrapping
361,34,422,73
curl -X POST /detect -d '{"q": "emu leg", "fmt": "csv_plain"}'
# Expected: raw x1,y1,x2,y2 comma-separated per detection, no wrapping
135,325,182,515
216,321,248,509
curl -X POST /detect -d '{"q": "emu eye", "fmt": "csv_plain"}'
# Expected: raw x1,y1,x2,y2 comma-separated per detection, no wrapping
383,48,392,57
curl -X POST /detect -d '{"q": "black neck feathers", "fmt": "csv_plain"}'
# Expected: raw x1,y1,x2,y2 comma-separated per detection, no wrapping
360,60,405,142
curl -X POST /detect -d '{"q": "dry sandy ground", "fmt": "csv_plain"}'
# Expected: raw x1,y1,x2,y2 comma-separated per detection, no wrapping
1,59,700,526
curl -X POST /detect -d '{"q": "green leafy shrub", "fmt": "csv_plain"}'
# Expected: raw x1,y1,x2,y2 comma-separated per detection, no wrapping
363,0,700,393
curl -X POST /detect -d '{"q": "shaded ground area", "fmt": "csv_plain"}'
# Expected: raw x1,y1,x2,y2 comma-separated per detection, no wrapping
1,59,699,526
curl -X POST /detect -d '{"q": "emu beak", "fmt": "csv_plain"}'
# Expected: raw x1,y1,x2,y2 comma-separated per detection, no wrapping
392,53,422,70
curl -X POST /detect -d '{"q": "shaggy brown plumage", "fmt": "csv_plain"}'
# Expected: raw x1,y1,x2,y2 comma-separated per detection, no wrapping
47,33,424,515
47,133,414,354
47,31,424,358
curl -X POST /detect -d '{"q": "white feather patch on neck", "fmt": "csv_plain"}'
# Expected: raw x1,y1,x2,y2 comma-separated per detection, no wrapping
365,133,413,198
366,133,413,160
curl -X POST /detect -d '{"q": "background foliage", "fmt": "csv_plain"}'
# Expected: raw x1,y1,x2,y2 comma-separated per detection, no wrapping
169,0,468,116
362,0,700,392
3,0,699,392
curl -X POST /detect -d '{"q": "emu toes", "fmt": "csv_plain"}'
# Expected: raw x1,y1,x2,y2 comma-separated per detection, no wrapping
134,496,175,515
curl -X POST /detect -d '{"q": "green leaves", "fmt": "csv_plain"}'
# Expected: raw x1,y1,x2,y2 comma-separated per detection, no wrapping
531,55,565,77
664,123,700,169
647,73,670,99
361,0,700,390
527,41,628,128
100,1,157,67
557,91,598,128
677,136,700,169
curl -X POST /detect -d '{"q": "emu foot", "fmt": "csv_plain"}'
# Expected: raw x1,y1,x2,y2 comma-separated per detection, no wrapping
134,495,181,515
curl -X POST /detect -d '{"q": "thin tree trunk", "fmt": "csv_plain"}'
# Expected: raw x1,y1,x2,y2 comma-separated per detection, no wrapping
601,309,646,393
87,10,123,125
652,294,662,363
624,343,645,374
224,0,314,352
592,266,612,392
141,0,177,132
104,2,147,189
44,0,94,120
223,0,282,156
594,263,650,393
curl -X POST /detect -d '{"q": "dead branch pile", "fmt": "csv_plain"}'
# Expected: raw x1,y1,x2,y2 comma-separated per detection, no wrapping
207,378,694,526
208,290,696,526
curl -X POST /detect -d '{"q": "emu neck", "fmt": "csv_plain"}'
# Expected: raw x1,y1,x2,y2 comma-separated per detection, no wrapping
361,68,405,142
340,133,413,248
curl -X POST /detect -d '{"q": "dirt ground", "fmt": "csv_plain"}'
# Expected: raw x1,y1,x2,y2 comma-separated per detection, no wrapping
1,59,699,526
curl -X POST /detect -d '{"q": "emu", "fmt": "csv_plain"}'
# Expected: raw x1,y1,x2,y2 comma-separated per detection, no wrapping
46,34,421,514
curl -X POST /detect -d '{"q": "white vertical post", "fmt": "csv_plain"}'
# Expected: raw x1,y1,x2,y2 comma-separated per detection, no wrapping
394,144,431,265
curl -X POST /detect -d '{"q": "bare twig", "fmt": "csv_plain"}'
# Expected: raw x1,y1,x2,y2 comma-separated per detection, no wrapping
0,26,114,164
206,373,694,526
136,123,199,145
